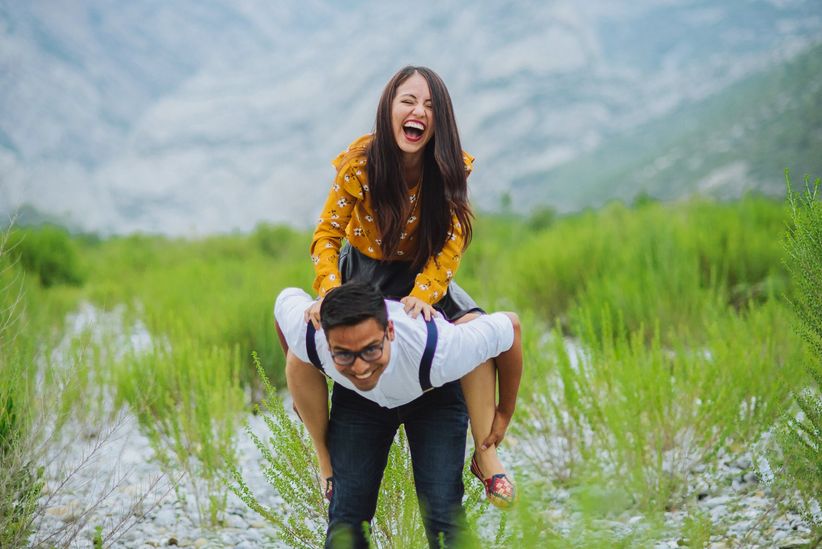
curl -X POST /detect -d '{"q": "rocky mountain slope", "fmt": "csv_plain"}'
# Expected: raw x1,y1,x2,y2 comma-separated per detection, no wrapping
1,0,820,234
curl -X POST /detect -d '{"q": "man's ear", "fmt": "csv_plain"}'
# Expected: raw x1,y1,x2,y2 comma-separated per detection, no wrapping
386,319,395,341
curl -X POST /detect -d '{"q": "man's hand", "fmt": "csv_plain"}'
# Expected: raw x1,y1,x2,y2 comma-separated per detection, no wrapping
304,297,323,329
480,409,512,451
400,295,439,321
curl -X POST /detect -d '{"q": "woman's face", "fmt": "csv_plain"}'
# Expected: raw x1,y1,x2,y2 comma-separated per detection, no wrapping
391,72,434,161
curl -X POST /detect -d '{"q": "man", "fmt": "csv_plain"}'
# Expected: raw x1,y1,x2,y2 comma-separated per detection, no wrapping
274,281,522,548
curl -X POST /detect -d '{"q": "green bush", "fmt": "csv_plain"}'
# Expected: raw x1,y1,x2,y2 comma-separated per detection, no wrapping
517,296,804,513
0,228,43,546
9,225,85,288
775,172,822,536
84,231,311,388
467,197,787,344
231,356,493,548
114,324,245,527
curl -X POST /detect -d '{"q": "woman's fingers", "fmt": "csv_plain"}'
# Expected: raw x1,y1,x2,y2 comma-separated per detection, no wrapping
481,412,510,450
304,299,323,329
400,296,418,318
400,296,439,321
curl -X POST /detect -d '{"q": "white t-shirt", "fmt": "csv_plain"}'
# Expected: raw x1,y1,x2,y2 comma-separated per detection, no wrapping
274,288,515,408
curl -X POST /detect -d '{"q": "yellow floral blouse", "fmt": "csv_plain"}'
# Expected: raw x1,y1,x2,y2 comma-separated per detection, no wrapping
310,134,475,304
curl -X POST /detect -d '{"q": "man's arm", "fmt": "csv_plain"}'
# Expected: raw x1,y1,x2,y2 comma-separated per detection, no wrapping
274,287,314,364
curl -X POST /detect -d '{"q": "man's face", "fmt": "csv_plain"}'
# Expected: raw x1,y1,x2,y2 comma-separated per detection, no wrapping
326,318,395,391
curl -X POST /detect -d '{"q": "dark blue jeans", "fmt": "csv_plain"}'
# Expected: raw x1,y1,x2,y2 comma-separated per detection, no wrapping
325,381,468,549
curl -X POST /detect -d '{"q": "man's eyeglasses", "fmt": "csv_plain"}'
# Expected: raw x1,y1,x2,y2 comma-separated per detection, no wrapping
330,333,387,366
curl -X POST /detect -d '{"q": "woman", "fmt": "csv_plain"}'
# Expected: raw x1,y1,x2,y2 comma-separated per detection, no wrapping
288,66,517,508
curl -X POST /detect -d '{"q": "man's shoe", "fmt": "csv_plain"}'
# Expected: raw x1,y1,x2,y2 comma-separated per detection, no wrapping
470,452,516,509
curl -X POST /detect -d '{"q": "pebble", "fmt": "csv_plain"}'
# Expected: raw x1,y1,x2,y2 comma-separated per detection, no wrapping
45,501,84,522
31,406,818,549
779,537,810,548
703,495,733,509
28,304,818,548
153,508,176,527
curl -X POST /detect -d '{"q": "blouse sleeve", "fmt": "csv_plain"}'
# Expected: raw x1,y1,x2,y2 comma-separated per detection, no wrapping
409,212,466,304
310,160,363,296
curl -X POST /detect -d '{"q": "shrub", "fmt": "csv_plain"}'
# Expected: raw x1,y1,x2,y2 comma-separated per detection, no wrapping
114,325,245,527
0,223,43,546
775,171,822,535
231,355,492,548
9,225,85,288
517,297,804,513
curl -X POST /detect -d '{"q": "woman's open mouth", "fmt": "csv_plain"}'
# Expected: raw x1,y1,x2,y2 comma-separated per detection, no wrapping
403,120,426,142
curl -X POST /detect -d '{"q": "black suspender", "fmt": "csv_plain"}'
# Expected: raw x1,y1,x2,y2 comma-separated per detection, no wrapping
304,318,438,391
305,322,324,372
418,318,437,392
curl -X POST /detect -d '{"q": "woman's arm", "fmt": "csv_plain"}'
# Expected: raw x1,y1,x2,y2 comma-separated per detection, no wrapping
481,312,522,449
310,164,360,298
407,212,466,305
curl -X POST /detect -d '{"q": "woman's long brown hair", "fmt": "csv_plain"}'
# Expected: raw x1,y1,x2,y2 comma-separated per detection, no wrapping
367,66,473,272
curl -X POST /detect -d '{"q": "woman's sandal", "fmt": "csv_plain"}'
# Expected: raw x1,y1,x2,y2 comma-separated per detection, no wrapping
470,452,516,509
324,476,334,502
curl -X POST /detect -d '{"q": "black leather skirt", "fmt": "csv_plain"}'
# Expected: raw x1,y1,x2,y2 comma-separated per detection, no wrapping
338,243,483,322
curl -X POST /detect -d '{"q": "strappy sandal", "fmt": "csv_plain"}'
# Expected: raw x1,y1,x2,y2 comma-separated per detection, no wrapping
470,452,516,509
324,476,334,502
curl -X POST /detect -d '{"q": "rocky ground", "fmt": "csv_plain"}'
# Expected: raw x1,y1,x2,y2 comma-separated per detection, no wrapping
29,405,817,548
29,305,818,547
32,411,283,548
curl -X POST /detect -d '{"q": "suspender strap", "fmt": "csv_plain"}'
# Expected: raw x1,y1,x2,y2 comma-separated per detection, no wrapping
305,322,324,372
419,318,438,392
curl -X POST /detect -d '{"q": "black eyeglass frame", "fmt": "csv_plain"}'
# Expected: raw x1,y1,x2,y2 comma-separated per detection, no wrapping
330,332,388,366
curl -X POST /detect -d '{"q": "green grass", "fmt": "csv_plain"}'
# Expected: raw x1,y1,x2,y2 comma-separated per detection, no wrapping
5,193,817,544
463,196,788,345
772,173,822,539
114,327,245,526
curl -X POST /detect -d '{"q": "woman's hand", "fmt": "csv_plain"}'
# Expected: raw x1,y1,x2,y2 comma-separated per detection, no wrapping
304,297,323,329
400,296,439,321
480,408,512,450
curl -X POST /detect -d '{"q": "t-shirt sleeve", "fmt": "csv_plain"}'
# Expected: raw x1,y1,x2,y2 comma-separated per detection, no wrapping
432,313,514,386
273,287,314,363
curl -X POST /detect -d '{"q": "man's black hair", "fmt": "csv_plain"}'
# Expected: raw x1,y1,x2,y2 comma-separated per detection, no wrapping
320,281,388,332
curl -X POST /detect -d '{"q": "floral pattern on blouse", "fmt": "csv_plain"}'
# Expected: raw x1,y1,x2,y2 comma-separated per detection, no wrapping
310,134,474,304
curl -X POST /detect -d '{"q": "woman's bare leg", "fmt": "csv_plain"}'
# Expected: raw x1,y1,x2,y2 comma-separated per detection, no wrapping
456,313,506,477
285,350,332,483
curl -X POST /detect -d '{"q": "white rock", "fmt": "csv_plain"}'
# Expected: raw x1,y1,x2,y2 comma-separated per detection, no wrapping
45,501,84,522
153,508,177,527
702,495,733,509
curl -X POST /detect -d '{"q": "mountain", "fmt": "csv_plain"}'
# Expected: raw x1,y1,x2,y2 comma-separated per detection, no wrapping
511,41,822,211
1,0,820,234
